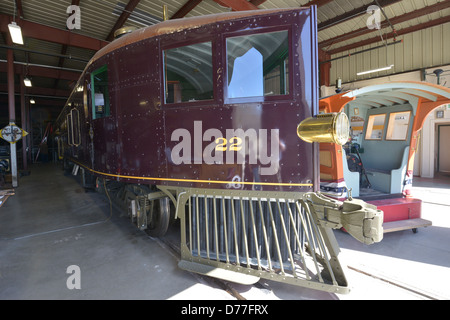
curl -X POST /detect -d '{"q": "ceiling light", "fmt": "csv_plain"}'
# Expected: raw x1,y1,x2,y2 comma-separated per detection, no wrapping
30,99,35,104
8,21,24,45
24,77,32,87
357,65,394,76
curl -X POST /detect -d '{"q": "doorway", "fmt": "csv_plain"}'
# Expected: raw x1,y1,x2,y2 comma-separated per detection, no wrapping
437,124,450,174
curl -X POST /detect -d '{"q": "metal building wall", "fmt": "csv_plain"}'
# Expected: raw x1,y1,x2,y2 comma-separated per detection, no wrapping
330,22,450,84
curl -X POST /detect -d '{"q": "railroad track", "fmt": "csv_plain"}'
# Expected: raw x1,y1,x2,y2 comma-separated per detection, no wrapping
346,265,439,300
150,230,250,300
147,226,441,300
100,188,442,300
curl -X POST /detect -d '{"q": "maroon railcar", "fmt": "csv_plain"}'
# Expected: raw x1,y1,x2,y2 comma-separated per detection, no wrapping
56,7,383,294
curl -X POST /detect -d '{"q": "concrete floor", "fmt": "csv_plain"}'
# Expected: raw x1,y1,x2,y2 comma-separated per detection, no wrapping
1,163,449,300
0,163,232,300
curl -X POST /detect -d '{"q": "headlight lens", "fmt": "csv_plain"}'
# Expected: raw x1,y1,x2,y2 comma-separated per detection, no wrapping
297,112,349,145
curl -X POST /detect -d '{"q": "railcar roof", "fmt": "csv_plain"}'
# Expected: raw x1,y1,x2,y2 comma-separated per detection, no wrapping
56,8,305,126
89,8,302,66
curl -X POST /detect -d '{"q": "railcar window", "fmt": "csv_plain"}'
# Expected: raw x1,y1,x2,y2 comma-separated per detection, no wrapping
164,42,213,103
91,65,110,119
226,30,289,99
71,108,81,146
365,114,386,140
83,81,89,119
386,111,411,141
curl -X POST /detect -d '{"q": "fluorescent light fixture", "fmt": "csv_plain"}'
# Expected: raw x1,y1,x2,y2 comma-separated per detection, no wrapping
30,99,35,104
24,77,32,87
8,21,24,45
357,64,394,76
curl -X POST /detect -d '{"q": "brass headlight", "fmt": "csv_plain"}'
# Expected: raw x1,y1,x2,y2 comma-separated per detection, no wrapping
297,112,349,145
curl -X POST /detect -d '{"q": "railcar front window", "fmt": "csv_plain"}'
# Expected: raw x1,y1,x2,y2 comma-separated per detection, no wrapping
226,30,289,99
164,42,213,104
365,114,386,140
91,65,110,119
386,111,411,140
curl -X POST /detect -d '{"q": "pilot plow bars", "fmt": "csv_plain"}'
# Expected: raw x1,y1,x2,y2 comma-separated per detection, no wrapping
176,188,383,294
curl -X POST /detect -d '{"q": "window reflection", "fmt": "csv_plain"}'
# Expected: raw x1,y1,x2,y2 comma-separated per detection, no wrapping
365,114,386,140
226,30,289,99
164,42,213,103
228,47,263,98
386,111,411,140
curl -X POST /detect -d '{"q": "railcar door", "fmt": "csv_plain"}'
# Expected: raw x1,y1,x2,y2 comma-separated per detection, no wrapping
438,124,450,174
88,64,119,174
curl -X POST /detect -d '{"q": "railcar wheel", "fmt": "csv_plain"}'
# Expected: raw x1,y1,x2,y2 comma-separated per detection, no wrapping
147,197,170,237
125,191,138,222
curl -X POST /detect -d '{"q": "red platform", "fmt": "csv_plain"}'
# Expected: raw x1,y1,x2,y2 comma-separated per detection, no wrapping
367,197,431,233
367,197,422,222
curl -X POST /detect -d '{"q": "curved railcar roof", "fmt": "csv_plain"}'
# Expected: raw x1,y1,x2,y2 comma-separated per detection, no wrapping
56,8,307,126
89,8,301,66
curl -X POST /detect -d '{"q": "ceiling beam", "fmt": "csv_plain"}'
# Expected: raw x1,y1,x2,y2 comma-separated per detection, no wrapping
0,13,109,51
328,15,450,55
320,1,450,50
171,0,203,19
318,48,331,86
213,0,258,11
14,0,25,19
249,0,266,6
304,0,333,7
0,95,65,107
318,0,401,31
0,62,80,81
0,84,71,98
106,0,141,41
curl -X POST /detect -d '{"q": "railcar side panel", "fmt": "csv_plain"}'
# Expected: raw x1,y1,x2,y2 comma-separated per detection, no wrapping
160,9,318,192
62,9,319,191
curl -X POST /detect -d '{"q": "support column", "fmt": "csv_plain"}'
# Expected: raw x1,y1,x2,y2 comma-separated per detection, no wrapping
20,74,28,172
7,48,18,187
27,100,32,164
318,48,331,87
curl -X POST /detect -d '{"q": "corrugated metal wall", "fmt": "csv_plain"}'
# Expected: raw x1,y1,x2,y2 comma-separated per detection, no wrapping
330,22,450,84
